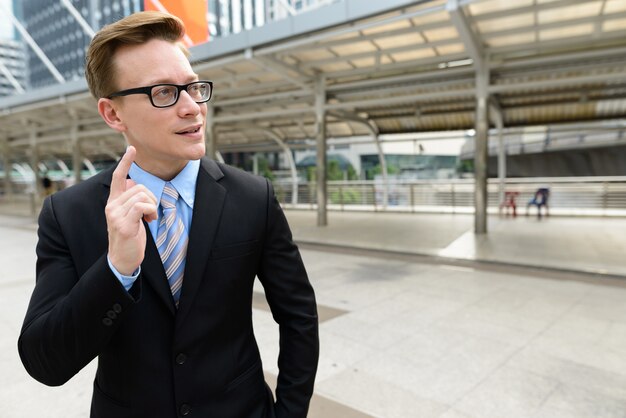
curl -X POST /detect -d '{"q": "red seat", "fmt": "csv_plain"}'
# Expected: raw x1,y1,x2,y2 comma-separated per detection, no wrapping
499,191,519,217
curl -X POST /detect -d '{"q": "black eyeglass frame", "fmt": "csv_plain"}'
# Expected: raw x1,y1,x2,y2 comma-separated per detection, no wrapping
106,80,213,108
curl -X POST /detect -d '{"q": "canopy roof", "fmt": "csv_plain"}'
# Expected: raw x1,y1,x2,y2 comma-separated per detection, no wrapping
1,0,625,161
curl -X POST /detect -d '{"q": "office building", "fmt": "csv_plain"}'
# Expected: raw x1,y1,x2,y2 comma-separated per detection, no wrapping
0,39,26,97
18,0,143,89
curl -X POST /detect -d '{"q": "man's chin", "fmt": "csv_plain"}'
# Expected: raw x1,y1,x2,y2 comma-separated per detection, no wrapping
187,144,207,160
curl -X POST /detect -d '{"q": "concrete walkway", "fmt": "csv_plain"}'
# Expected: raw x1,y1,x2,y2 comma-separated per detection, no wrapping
285,210,626,278
2,208,626,417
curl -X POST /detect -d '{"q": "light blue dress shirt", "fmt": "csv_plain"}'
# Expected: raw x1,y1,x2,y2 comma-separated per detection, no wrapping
107,159,200,291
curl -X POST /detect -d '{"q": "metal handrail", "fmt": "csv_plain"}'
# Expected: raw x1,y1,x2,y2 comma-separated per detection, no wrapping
2,176,626,217
272,177,626,216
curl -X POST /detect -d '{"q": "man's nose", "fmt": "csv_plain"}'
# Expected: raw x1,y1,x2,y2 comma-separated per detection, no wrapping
177,90,201,114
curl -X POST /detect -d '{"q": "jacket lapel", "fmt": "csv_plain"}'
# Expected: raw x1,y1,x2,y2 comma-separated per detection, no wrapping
142,225,177,315
101,162,176,315
176,157,226,326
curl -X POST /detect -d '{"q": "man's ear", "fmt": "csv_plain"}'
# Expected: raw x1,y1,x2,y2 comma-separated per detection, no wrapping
98,98,127,133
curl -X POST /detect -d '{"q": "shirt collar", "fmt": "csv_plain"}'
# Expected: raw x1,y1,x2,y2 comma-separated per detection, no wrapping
129,159,200,208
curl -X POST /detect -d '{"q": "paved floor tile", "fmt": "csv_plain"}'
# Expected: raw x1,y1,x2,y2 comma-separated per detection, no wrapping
4,210,626,417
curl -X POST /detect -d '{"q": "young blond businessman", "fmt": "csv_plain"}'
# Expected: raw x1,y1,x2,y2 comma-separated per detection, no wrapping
18,11,319,418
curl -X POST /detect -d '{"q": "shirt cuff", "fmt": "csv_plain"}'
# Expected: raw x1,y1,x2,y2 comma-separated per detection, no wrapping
107,255,140,292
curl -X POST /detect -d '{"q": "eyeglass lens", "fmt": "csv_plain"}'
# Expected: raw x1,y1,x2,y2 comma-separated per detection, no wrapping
150,82,211,107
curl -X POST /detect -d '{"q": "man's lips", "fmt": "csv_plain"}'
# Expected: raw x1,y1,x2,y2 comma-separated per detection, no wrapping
175,124,203,134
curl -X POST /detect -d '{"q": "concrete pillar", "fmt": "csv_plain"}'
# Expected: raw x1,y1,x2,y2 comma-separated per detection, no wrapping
315,77,327,226
205,104,217,160
373,132,389,209
29,128,40,216
493,106,506,207
474,64,489,234
71,123,82,184
2,140,12,198
252,154,259,175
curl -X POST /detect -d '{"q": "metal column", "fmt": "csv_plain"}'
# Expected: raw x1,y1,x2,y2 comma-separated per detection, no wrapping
448,0,490,233
490,103,505,207
2,140,12,198
259,128,299,205
474,65,489,234
29,127,40,216
71,123,82,184
205,105,217,160
315,77,327,226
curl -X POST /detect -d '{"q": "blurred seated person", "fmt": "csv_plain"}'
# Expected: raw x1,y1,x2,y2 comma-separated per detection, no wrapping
527,187,549,218
42,175,54,196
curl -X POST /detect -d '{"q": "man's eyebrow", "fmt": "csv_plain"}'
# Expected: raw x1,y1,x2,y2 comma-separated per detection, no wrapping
145,75,200,85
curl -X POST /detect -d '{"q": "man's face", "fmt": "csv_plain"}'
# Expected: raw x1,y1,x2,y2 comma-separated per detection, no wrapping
105,38,207,178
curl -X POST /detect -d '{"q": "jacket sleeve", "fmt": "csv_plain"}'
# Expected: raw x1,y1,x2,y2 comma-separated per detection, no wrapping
18,194,139,386
257,180,319,418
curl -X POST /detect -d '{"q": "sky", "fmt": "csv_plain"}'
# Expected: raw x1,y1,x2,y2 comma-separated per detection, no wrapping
0,0,14,40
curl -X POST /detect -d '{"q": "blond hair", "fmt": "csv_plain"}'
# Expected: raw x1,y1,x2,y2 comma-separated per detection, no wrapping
85,11,188,99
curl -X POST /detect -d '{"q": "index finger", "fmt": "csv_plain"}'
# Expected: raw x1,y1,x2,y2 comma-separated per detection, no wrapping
110,145,136,199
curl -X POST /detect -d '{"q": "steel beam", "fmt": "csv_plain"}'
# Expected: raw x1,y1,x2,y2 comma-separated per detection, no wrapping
218,89,310,107
447,0,484,68
326,67,474,92
250,56,311,90
60,0,96,38
490,46,626,70
299,38,460,70
0,3,65,83
489,71,626,93
0,60,24,94
292,18,452,53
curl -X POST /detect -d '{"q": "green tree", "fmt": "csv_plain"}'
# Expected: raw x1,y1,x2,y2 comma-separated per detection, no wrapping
306,161,358,181
257,156,275,181
367,163,400,180
327,160,343,181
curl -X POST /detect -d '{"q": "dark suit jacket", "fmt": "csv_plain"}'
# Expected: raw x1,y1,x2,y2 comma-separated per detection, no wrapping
18,157,319,418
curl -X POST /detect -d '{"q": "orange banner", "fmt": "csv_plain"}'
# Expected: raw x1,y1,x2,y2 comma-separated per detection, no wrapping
144,0,209,46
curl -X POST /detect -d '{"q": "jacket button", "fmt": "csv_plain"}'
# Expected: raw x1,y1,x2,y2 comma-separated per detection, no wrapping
176,353,186,365
106,310,117,319
180,404,191,416
102,318,113,326
112,303,122,313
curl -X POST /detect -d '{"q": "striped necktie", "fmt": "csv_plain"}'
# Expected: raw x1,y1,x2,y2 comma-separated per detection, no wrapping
156,182,188,307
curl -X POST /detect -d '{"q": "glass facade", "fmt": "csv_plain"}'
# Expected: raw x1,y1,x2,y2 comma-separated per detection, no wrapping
18,0,142,89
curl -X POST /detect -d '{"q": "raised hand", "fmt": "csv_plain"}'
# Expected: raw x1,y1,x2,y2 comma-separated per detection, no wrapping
106,146,158,275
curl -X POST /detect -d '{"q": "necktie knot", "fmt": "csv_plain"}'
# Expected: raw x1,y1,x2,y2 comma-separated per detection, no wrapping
161,182,179,209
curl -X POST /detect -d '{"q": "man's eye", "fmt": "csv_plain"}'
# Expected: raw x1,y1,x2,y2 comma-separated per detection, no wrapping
154,88,173,97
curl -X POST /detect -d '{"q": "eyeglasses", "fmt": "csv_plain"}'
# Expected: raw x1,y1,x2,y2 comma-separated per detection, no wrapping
106,80,213,108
